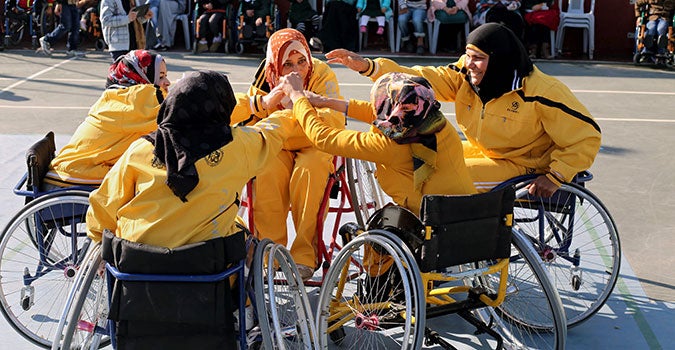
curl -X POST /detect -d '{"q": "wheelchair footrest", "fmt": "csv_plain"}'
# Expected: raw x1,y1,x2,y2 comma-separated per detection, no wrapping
457,310,504,350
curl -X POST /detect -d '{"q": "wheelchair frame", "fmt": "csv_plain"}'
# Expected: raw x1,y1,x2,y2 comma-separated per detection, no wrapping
238,156,389,287
233,0,280,54
51,233,317,350
492,171,621,328
192,1,237,54
0,131,95,348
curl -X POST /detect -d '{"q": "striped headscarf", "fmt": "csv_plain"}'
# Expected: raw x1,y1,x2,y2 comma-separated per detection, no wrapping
106,50,164,89
264,28,313,89
370,72,447,191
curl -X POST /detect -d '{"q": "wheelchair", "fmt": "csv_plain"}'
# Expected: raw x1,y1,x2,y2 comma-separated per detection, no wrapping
233,0,280,54
51,229,317,350
633,3,674,68
238,156,389,286
79,3,105,51
0,131,95,348
492,171,621,328
3,0,39,48
316,185,567,349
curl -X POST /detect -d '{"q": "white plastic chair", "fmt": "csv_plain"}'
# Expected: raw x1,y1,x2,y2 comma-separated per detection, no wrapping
428,19,470,55
556,0,595,59
175,13,191,50
359,17,396,53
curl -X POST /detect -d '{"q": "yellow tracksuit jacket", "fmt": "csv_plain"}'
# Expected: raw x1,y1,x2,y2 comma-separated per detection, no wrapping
229,58,346,268
361,57,602,192
45,84,165,187
86,116,295,248
293,97,477,216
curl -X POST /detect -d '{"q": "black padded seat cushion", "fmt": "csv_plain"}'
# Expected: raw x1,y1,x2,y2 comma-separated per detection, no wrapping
419,186,515,272
101,230,246,350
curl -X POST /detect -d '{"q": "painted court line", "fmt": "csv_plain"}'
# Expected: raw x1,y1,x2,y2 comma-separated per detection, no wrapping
0,57,78,94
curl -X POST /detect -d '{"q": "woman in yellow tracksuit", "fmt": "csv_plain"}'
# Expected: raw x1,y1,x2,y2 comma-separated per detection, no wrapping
86,70,295,248
229,28,344,280
277,70,476,286
44,50,171,188
325,23,602,197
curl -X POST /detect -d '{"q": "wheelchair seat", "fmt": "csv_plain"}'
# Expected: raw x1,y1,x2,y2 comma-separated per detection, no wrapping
101,230,246,350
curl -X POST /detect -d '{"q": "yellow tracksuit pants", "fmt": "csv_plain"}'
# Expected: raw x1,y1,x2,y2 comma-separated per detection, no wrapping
253,147,334,268
462,141,536,193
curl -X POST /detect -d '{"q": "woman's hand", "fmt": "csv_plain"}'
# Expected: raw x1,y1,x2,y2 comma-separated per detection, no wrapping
145,9,153,20
305,91,327,107
128,9,138,22
262,85,286,110
278,72,306,103
381,6,387,13
325,49,369,72
526,175,560,198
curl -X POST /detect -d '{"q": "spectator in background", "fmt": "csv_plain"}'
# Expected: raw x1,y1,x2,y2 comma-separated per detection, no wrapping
39,0,91,57
635,0,675,55
318,0,359,52
100,0,153,61
427,0,471,52
398,0,428,54
356,0,393,36
240,0,271,38
473,0,524,41
152,0,187,50
521,0,559,59
287,0,322,50
195,0,229,53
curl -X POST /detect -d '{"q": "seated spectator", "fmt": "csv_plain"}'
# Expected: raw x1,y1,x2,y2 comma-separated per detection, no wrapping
473,0,524,41
44,50,170,189
635,0,675,55
240,0,270,39
287,0,322,49
86,70,295,247
195,0,229,53
398,0,428,54
100,0,153,61
428,0,471,51
152,0,187,50
521,0,559,59
356,0,393,36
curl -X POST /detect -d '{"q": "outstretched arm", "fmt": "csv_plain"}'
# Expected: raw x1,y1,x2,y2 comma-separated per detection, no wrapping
325,49,370,73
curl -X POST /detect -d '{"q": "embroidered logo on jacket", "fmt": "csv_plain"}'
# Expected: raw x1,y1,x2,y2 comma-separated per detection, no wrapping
151,156,166,169
507,101,520,113
205,150,223,166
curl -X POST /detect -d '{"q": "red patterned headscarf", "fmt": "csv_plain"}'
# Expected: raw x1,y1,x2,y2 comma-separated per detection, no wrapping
106,50,164,89
264,28,313,89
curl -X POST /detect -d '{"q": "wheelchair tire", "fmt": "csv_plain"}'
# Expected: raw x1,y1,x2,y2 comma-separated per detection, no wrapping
346,158,390,228
39,5,58,38
8,19,25,46
236,42,245,54
252,239,317,349
52,243,110,350
0,190,93,348
509,182,621,328
316,231,425,349
471,228,567,349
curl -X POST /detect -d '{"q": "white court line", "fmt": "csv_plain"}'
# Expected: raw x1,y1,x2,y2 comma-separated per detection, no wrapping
0,57,78,94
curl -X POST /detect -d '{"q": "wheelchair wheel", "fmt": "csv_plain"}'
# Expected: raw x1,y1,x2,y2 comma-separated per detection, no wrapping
346,158,389,228
510,182,621,328
39,5,58,37
0,190,92,348
52,243,110,350
253,239,317,349
7,18,25,46
315,231,425,349
471,227,567,349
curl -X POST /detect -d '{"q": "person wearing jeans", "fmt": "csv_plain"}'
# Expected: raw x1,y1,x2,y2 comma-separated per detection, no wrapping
40,0,84,56
398,0,428,54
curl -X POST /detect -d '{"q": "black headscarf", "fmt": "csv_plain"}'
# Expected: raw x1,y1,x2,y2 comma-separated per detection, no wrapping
143,70,236,202
466,23,534,103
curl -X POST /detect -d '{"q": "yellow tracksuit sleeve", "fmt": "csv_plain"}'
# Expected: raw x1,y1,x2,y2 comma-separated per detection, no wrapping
364,57,466,103
86,116,294,247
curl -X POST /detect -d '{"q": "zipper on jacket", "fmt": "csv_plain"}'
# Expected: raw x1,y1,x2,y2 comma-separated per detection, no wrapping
476,103,486,142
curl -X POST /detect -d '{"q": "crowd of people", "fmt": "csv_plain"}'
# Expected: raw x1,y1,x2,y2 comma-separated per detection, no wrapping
0,0,583,58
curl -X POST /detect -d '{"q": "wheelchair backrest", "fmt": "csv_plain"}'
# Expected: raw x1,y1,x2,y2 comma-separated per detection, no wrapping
26,131,56,193
418,186,515,272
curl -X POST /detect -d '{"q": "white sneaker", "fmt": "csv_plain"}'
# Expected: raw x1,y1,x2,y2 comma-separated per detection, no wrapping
66,50,86,57
39,36,52,55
